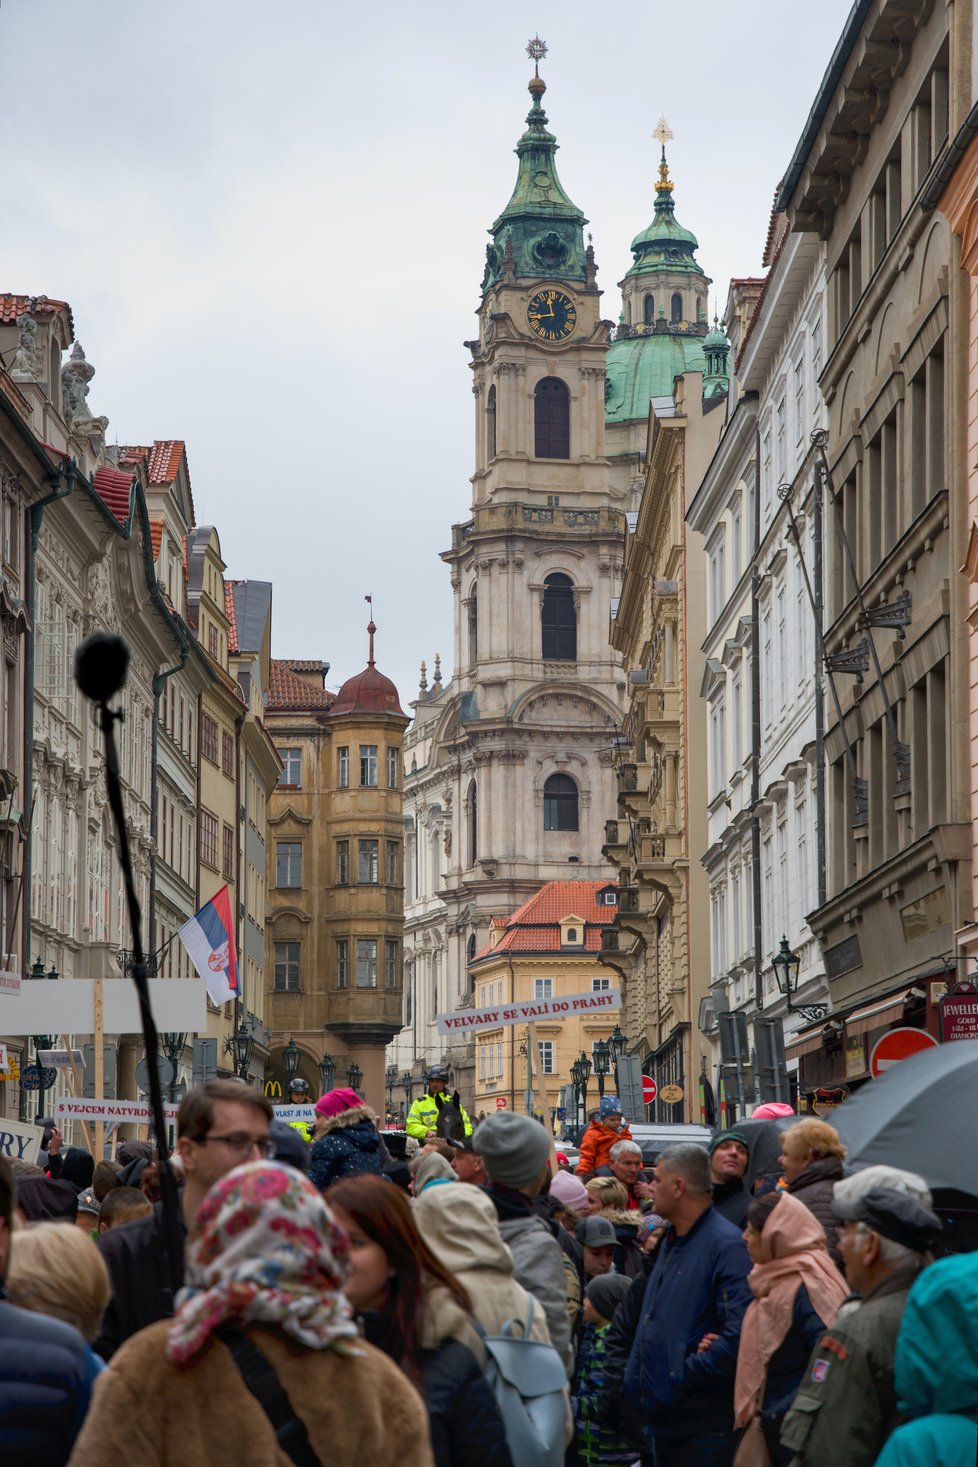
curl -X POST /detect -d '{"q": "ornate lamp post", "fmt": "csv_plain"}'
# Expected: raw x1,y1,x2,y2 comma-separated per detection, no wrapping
608,1024,627,1089
772,935,801,1012
570,1051,592,1141
385,1064,397,1120
402,1070,413,1119
31,1033,54,1122
318,1052,336,1094
592,1038,611,1099
161,1032,187,1104
282,1036,300,1079
229,1024,255,1080
347,1061,362,1094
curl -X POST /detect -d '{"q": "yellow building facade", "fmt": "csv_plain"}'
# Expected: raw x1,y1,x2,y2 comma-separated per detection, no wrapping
468,880,620,1132
265,622,408,1115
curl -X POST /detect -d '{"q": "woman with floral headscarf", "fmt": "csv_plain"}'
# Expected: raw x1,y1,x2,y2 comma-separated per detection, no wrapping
66,1162,434,1467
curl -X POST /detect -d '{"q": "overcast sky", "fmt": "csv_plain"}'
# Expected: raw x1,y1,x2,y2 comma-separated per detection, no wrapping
1,0,852,704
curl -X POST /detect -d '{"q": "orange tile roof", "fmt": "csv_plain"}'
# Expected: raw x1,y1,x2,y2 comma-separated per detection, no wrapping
225,583,239,654
473,880,618,960
0,293,74,338
283,659,326,674
118,441,195,526
268,659,335,711
91,464,134,523
149,514,164,563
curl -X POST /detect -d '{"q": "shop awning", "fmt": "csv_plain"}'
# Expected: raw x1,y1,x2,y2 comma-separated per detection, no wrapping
785,1025,829,1059
843,992,911,1038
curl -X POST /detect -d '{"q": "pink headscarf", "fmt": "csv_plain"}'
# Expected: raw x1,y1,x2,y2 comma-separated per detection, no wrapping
750,1102,796,1119
167,1162,361,1363
734,1191,849,1426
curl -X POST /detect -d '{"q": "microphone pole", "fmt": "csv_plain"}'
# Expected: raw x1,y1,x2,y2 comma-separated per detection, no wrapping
74,633,183,1292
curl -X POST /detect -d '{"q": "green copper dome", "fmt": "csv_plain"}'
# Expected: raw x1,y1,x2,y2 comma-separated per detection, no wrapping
483,77,587,290
624,152,705,281
604,332,709,424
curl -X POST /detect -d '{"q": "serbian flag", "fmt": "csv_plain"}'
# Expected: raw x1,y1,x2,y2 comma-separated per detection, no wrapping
177,886,239,1005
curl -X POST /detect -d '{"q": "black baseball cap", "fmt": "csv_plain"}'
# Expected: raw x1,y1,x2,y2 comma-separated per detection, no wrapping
831,1187,942,1253
448,1136,476,1154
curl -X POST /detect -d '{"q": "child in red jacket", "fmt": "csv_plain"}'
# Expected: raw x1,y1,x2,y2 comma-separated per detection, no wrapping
576,1097,633,1178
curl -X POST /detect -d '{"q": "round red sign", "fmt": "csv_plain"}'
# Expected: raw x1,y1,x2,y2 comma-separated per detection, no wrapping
869,1026,938,1079
495,1096,508,1109
641,1075,658,1105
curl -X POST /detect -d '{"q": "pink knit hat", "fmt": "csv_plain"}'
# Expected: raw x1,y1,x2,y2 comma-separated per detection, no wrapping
315,1087,362,1118
750,1102,796,1120
548,1169,589,1211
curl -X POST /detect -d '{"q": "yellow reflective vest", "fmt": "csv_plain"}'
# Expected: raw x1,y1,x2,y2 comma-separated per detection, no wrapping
405,1091,473,1140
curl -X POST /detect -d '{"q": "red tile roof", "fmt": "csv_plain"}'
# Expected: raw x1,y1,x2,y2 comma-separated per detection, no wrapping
283,659,327,674
91,464,134,523
118,440,195,526
268,659,335,711
0,293,74,338
474,880,618,960
225,583,239,655
149,514,164,563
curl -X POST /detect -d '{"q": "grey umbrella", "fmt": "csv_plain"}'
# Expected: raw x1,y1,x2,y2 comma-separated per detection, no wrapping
833,1040,978,1197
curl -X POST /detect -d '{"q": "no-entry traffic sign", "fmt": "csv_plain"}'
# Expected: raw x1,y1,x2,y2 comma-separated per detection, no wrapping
869,1026,938,1078
641,1075,658,1105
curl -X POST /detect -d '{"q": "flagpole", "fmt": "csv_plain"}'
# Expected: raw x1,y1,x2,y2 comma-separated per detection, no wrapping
74,633,182,1294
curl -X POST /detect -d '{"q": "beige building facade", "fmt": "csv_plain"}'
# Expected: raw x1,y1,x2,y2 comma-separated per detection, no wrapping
604,376,724,1119
778,0,974,1089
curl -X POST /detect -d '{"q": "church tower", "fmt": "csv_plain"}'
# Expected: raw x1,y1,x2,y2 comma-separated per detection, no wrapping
398,43,626,1099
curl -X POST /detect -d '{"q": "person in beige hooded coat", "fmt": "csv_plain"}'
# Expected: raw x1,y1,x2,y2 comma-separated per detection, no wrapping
414,1181,556,1343
415,1181,573,1446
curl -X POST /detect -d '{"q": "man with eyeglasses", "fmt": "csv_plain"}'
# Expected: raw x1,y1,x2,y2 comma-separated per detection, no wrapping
94,1079,272,1360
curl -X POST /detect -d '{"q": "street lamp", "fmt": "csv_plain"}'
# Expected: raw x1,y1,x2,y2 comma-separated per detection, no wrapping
592,1038,610,1098
29,955,58,980
318,1052,335,1093
161,1032,187,1104
348,1061,362,1093
772,935,801,1012
608,1023,627,1089
282,1037,300,1077
230,1024,254,1080
402,1070,412,1118
32,1034,54,1122
385,1064,397,1120
570,1051,592,1140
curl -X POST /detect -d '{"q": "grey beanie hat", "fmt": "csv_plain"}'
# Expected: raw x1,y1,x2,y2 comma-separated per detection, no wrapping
586,1272,631,1322
473,1111,550,1189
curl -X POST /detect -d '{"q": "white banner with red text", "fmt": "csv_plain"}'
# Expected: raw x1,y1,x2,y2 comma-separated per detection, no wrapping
436,987,620,1037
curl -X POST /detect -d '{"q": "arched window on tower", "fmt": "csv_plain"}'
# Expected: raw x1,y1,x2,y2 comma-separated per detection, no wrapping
644,294,655,326
671,292,683,324
466,779,478,867
542,573,577,660
544,773,579,831
466,931,477,992
468,587,478,666
534,377,570,459
486,384,497,460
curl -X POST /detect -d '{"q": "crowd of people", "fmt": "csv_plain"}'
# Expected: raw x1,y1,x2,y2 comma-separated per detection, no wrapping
0,1071,974,1467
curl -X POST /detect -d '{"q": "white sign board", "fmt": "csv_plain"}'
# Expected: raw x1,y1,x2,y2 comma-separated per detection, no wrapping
0,1043,7,1072
436,987,620,1037
270,1105,315,1123
56,1096,179,1124
0,1118,42,1164
3,977,206,1036
38,1049,86,1070
0,970,20,996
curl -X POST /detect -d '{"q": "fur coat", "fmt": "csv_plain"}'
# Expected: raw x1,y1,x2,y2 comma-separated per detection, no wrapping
66,1321,433,1467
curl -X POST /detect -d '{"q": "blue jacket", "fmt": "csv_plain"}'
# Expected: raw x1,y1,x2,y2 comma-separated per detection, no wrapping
876,1255,978,1467
309,1108,384,1192
576,1320,635,1465
0,1296,94,1465
623,1205,751,1439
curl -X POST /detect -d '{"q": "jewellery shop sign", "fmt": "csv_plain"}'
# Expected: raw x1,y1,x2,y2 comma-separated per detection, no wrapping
436,988,620,1038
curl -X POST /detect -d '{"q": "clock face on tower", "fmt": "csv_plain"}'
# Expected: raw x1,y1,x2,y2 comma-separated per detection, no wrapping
527,289,577,341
